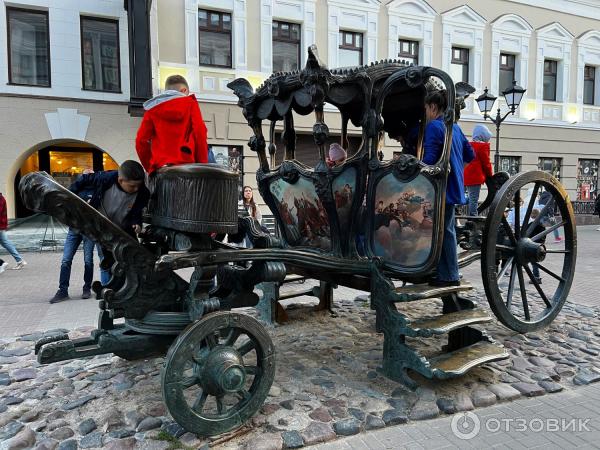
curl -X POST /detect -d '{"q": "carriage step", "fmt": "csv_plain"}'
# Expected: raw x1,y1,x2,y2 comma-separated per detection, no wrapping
458,250,481,268
278,286,318,300
281,275,306,284
394,281,473,301
404,308,492,336
430,341,509,377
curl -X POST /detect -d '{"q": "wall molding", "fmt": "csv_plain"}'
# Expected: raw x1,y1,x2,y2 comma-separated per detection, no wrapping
386,0,436,66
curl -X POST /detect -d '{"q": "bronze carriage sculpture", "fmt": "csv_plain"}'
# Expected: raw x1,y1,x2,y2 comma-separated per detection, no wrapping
20,46,577,437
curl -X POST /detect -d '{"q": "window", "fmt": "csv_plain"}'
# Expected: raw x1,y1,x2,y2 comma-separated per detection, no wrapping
7,7,50,87
499,156,520,176
499,53,515,94
339,31,362,67
543,60,558,101
538,157,562,180
199,9,232,68
80,17,120,92
450,47,469,83
577,159,599,200
272,21,300,73
398,39,419,65
584,66,596,105
209,145,243,194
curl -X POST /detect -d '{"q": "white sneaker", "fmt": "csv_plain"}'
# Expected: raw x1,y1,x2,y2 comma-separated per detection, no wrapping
596,227,600,231
0,262,8,274
11,260,27,270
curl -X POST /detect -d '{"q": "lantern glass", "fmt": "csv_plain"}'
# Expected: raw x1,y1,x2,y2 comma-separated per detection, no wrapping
475,88,497,114
503,80,526,110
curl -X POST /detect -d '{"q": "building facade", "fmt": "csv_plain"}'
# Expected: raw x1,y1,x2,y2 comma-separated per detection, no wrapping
1,0,600,218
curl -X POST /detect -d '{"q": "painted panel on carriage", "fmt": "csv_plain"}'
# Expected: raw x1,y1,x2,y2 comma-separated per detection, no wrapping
269,177,331,250
332,167,357,234
373,173,435,266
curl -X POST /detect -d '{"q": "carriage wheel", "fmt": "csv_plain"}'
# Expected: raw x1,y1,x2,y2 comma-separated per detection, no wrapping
481,171,576,333
161,312,275,436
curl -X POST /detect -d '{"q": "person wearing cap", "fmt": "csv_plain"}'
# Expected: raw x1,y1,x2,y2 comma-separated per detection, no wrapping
464,124,494,216
327,143,347,168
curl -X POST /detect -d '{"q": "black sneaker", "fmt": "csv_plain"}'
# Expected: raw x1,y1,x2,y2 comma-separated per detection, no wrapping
82,289,92,299
49,290,69,304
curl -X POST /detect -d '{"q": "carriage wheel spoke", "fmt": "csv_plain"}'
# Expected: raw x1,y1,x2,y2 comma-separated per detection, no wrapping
237,389,251,402
497,256,514,281
545,249,570,254
506,260,517,310
192,391,208,413
516,265,530,321
514,190,521,238
180,376,197,388
533,263,565,282
216,395,225,415
523,264,552,308
501,217,517,246
496,244,515,252
237,339,256,356
205,333,218,349
244,365,260,375
522,182,540,228
530,220,566,242
224,329,242,346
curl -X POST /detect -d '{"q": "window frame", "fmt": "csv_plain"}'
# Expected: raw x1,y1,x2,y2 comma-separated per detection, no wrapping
79,15,121,93
339,30,363,66
576,158,599,201
398,39,419,65
543,59,558,102
499,53,516,94
538,157,562,180
584,65,596,106
6,6,51,87
499,155,521,176
198,9,233,69
272,20,301,73
451,46,469,83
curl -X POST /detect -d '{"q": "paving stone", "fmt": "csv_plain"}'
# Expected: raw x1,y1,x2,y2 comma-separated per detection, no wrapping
529,356,554,368
161,421,185,438
333,418,361,436
2,426,36,450
108,429,135,439
364,414,385,430
300,421,336,446
409,400,439,420
511,382,545,397
381,409,408,426
454,392,474,411
347,407,365,421
0,348,31,357
47,419,69,431
79,431,103,449
281,430,303,449
261,403,281,415
568,331,591,342
2,396,23,405
33,438,58,450
538,380,564,393
103,437,136,450
19,409,40,422
279,399,294,410
136,417,162,432
62,395,96,411
487,384,521,401
436,397,456,414
9,368,37,381
511,356,534,373
309,407,332,422
57,440,78,450
78,418,97,435
471,388,497,407
573,368,600,385
243,432,283,450
49,427,75,440
0,421,24,440
0,356,19,365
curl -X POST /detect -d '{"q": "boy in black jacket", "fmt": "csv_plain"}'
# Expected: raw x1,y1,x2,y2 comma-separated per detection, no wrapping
65,160,149,292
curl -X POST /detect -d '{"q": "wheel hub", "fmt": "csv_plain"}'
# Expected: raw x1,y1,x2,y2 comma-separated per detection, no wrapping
516,237,546,265
202,346,246,395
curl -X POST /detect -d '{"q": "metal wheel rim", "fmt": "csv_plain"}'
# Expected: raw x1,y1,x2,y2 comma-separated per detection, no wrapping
481,171,577,333
161,312,275,436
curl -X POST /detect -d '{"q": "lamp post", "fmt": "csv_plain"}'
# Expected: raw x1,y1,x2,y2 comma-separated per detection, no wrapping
475,80,526,172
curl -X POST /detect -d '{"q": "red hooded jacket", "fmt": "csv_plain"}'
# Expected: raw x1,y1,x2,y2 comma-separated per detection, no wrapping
464,141,494,186
0,194,7,230
135,94,208,173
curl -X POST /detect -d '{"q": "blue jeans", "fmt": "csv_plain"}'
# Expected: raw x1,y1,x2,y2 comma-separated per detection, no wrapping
436,205,460,282
96,246,112,286
0,230,23,263
466,185,481,216
58,228,96,294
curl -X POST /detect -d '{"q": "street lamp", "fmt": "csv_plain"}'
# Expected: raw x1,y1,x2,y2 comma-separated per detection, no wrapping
476,80,527,172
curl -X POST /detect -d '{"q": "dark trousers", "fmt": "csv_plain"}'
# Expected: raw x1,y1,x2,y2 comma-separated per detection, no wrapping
436,205,459,282
58,228,97,294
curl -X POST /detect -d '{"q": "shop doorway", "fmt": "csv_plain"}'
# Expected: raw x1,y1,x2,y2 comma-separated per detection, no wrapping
13,142,119,218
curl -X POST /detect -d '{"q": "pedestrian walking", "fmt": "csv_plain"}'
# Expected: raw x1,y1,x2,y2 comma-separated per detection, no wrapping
0,191,27,270
539,188,562,242
464,124,494,216
594,195,600,231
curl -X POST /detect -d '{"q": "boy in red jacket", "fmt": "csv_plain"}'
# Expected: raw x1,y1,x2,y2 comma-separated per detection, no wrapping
464,124,494,216
136,75,208,173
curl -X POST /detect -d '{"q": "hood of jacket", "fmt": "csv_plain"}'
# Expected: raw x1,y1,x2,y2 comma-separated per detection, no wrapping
143,93,197,123
143,90,187,111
